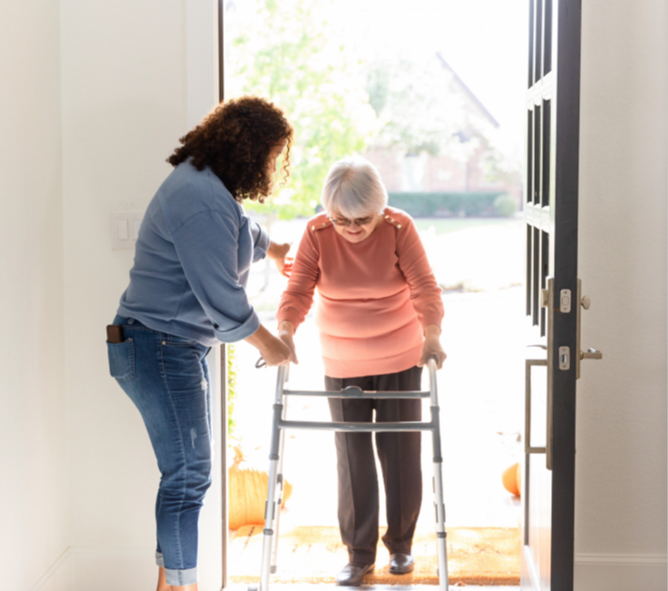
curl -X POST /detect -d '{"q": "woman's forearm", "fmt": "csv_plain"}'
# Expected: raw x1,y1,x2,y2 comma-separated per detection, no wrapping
244,323,275,349
267,240,289,260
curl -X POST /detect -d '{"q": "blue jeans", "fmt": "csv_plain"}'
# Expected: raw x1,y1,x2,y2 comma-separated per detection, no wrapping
107,315,212,586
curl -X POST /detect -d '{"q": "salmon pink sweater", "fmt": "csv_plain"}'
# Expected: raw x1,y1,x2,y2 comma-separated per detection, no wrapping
277,207,444,378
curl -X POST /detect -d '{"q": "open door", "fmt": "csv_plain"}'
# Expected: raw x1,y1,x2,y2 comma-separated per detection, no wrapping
523,0,600,589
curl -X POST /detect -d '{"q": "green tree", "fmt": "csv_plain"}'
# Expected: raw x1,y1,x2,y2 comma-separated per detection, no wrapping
226,0,376,220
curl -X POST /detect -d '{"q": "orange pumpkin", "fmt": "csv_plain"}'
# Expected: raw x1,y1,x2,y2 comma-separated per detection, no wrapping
228,446,293,530
502,462,521,497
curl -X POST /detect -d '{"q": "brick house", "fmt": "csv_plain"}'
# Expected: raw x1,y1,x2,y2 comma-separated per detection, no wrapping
363,53,523,208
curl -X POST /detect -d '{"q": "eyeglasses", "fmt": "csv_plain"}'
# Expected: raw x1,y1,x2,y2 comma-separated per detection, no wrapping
329,214,376,227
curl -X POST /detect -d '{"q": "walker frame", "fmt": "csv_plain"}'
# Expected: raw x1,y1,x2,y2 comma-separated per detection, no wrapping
253,357,449,591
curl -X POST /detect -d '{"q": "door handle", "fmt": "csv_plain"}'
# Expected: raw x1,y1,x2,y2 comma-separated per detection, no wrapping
580,348,602,360
576,280,603,379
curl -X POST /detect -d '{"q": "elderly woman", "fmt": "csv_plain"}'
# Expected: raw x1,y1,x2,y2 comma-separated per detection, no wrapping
277,156,446,586
107,96,295,591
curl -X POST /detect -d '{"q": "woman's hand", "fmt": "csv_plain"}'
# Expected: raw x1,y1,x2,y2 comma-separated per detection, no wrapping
245,324,295,367
267,241,292,277
278,320,298,365
419,324,447,369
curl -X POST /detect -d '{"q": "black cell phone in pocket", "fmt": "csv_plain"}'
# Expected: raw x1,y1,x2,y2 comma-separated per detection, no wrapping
106,324,124,343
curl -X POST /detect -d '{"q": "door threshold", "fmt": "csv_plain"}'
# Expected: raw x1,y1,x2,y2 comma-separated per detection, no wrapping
227,585,519,590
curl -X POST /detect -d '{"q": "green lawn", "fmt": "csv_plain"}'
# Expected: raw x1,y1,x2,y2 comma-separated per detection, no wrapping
413,217,523,236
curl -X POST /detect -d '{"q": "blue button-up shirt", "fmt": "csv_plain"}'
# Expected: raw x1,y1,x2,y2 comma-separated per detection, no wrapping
118,160,269,345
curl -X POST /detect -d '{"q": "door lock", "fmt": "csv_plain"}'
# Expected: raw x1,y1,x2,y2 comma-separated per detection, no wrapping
559,289,572,313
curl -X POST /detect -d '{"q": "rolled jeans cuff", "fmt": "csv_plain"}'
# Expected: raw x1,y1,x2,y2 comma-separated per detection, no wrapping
156,552,197,585
164,566,198,586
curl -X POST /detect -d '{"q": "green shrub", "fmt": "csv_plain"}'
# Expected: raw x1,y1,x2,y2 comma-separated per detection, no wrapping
493,194,519,217
227,344,237,436
387,191,506,218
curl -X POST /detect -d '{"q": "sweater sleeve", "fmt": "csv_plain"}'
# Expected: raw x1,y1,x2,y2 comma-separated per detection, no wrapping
171,209,260,342
250,219,270,262
276,225,320,330
395,216,444,329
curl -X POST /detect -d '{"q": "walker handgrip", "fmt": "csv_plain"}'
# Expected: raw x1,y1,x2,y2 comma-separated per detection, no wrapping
426,357,439,405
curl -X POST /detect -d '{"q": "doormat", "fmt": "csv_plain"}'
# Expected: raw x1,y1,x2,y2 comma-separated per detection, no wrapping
228,525,520,586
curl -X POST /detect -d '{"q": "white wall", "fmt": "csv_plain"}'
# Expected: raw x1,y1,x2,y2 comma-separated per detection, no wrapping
59,0,220,589
576,0,667,589
0,1,69,590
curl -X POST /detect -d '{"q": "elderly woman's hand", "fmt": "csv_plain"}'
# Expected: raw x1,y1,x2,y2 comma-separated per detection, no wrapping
278,320,299,365
419,325,446,369
267,241,292,277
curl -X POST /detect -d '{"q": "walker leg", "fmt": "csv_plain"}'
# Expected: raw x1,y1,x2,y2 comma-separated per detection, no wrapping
259,452,280,591
270,398,288,573
428,358,449,591
431,406,450,591
258,367,287,591
432,456,449,591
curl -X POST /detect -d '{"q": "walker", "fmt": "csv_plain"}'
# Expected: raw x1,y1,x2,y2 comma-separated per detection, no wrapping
252,357,448,591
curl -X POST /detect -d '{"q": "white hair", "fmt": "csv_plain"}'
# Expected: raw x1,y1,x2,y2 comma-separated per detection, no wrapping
321,156,388,219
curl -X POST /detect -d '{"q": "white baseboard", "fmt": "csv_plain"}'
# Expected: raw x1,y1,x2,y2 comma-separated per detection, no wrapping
30,546,222,591
28,547,155,591
69,547,157,591
575,553,667,591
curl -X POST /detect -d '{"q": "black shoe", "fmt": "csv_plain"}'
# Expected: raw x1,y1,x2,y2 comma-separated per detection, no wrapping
389,553,415,574
335,562,375,586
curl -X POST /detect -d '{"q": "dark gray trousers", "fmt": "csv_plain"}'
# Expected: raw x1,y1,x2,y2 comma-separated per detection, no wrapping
325,365,423,566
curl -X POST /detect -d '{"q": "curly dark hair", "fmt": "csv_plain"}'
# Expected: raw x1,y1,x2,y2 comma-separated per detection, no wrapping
167,96,293,203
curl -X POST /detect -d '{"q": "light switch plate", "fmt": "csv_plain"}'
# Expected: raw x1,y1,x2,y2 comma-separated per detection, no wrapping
111,212,144,250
